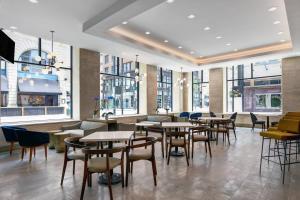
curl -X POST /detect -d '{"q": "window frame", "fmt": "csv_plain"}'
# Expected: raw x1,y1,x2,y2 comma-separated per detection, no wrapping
192,70,209,111
157,67,173,111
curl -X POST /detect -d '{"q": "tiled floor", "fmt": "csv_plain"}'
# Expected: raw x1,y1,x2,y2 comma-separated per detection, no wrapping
1,128,300,200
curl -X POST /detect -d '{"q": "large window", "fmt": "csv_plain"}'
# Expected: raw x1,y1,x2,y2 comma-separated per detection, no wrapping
226,59,281,113
0,31,72,122
157,67,172,113
192,69,209,112
100,54,138,115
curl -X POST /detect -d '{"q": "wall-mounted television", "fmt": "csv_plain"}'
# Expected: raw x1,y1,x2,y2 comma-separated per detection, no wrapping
0,29,15,64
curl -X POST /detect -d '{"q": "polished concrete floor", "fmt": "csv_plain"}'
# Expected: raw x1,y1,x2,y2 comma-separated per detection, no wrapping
1,128,300,200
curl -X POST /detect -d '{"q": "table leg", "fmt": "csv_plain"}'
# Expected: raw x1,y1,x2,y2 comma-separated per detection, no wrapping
98,141,122,185
267,116,270,129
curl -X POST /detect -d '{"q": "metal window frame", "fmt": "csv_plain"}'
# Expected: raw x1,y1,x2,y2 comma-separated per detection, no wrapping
192,70,209,111
157,67,173,111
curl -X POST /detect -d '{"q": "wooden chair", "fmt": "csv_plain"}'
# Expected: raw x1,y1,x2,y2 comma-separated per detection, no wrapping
60,136,86,185
209,120,231,145
228,112,237,139
126,136,157,186
166,129,190,166
1,126,27,156
80,147,125,200
190,126,212,158
250,112,266,131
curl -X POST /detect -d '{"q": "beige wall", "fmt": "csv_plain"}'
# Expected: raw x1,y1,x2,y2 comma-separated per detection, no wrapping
282,56,300,114
139,63,148,115
209,68,224,113
79,48,100,120
146,65,157,114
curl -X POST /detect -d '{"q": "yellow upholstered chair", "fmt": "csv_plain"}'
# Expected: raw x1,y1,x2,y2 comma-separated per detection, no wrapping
259,119,300,184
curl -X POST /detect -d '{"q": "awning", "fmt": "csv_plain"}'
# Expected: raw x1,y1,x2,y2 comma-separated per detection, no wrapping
18,78,62,95
1,75,9,93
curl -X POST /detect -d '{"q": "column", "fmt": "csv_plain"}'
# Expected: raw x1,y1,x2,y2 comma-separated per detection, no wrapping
209,68,224,113
146,64,157,114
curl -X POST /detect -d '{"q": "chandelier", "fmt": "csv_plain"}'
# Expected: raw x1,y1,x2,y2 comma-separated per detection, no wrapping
35,31,63,70
134,55,146,83
177,67,189,90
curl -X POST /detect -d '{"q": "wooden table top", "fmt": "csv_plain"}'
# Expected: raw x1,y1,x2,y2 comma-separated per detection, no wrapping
135,121,160,127
199,117,229,121
161,122,195,128
79,131,134,142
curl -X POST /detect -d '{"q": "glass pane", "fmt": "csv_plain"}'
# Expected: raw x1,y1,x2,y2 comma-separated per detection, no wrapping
122,77,138,115
100,54,118,75
192,71,201,84
120,58,136,78
202,69,209,82
253,59,281,78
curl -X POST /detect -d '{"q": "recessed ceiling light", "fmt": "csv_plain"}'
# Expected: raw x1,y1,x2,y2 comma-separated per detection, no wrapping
187,14,195,19
190,51,195,54
145,31,151,35
10,26,17,30
204,26,211,31
216,36,223,39
268,7,277,12
226,43,231,46
122,21,128,25
178,46,182,49
164,40,168,43
277,31,283,35
234,48,238,52
29,0,39,3
199,56,203,58
273,21,280,25
280,39,286,42
166,0,174,3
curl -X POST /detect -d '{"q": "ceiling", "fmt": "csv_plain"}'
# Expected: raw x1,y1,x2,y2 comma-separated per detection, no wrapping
0,0,300,71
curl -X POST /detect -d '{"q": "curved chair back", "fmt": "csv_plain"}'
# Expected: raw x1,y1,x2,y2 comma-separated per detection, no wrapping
16,129,50,147
1,126,26,142
210,112,217,117
190,112,202,120
179,112,190,118
230,112,238,121
250,112,258,123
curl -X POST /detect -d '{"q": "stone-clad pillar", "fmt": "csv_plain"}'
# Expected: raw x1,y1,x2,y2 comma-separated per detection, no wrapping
282,56,300,113
146,64,157,114
209,68,224,113
79,48,100,120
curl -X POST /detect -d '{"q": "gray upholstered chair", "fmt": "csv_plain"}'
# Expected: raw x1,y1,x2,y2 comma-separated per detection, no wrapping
61,121,108,137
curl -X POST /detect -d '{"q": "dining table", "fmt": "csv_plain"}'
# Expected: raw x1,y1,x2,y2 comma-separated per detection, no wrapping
161,122,195,157
80,131,134,185
135,121,160,137
255,113,282,128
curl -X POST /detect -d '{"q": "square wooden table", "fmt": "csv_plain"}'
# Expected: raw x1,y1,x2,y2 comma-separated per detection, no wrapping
80,131,134,185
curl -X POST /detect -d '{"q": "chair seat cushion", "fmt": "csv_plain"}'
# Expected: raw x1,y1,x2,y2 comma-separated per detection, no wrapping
193,135,208,141
169,139,185,146
268,127,278,131
129,149,152,161
260,131,300,140
67,150,85,160
63,129,84,137
88,157,121,173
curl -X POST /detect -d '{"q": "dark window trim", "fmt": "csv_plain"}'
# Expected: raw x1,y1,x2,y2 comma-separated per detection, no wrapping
157,67,173,111
192,70,209,111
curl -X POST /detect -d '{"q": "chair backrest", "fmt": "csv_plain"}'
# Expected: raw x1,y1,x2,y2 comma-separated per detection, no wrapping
64,136,86,149
285,112,300,117
80,121,107,130
190,112,202,120
230,112,237,121
16,130,49,147
250,112,257,123
117,123,136,131
127,136,157,155
179,112,190,118
278,119,300,134
147,115,172,122
1,126,26,142
210,112,217,117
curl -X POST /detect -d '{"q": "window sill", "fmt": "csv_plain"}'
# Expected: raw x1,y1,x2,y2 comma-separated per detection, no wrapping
0,118,78,127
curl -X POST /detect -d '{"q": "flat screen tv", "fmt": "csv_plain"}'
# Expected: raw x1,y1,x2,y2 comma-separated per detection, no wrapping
0,29,15,64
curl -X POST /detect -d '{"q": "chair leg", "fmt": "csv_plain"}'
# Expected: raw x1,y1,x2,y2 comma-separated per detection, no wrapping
233,126,237,140
183,145,189,166
60,158,68,185
227,132,230,145
33,147,36,157
9,142,14,156
73,160,76,175
161,140,164,158
167,145,172,165
121,159,124,188
107,171,113,200
130,161,133,174
44,144,48,160
21,147,25,160
207,141,212,158
29,148,33,162
126,158,130,186
151,158,157,186
191,141,194,159
204,142,207,153
259,137,265,175
80,168,88,200
282,141,287,184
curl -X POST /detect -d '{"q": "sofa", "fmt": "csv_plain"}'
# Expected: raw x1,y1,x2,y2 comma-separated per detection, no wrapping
61,121,108,137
